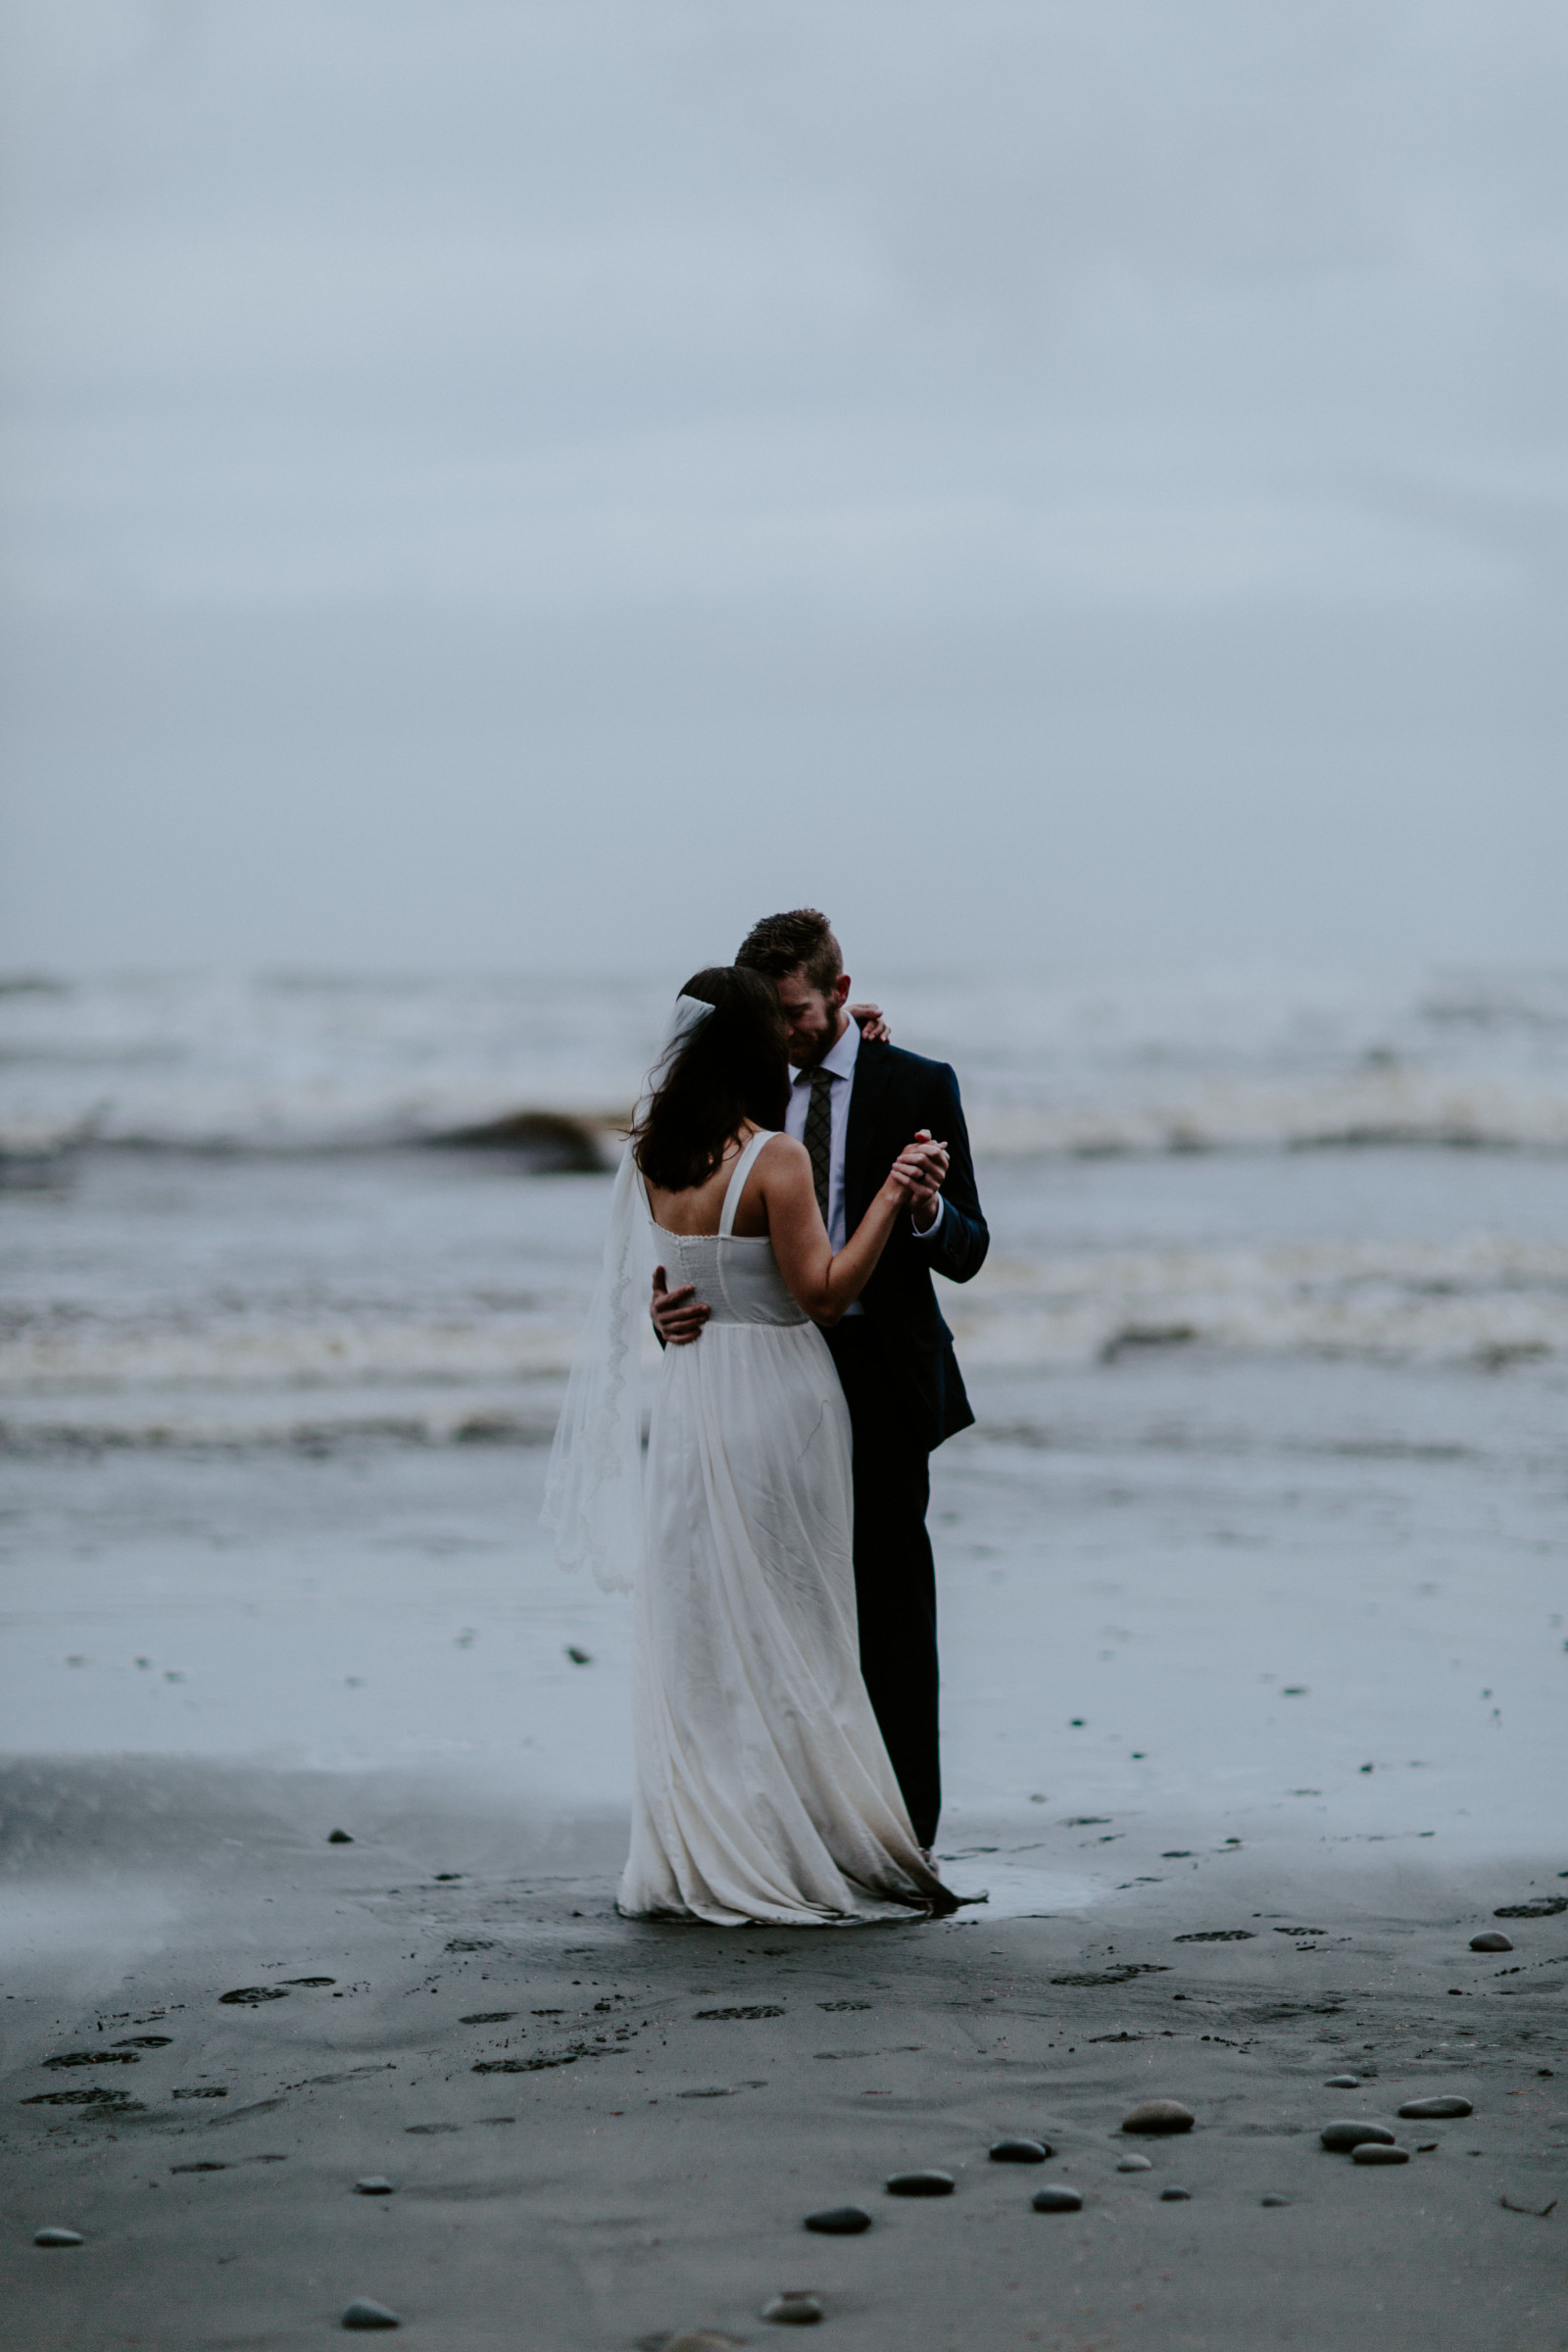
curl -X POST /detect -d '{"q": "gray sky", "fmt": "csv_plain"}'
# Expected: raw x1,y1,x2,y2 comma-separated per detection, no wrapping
2,0,1563,973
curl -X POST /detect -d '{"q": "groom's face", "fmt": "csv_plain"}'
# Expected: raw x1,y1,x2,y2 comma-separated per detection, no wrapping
774,967,851,1067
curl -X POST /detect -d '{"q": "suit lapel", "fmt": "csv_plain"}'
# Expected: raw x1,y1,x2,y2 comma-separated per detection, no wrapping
844,1040,895,1230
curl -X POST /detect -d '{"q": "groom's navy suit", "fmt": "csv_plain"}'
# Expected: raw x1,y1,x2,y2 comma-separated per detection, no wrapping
820,1038,988,1847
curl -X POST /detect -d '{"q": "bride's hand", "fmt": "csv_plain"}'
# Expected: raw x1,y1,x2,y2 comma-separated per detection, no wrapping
883,1139,945,1200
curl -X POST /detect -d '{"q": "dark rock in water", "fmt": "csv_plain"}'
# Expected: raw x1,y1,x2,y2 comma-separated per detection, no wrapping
1173,1930,1254,1943
328,1830,354,1843
220,1986,289,2006
42,2049,139,2068
434,1108,606,1173
989,2138,1049,2164
1116,2155,1153,2172
461,2012,515,2025
885,2170,955,2196
22,2085,142,2109
1159,2186,1191,2202
340,2299,401,2329
172,2086,227,2098
114,2035,172,2048
445,1938,497,1953
33,2228,83,2247
565,1645,592,1665
1321,2122,1396,2152
695,2005,785,2021
1259,2193,1291,2206
284,1977,336,1987
760,2292,823,2325
171,2162,227,2174
1122,2099,1195,2135
1352,2143,1410,2165
1470,1932,1513,1952
1398,2096,1473,2120
355,2178,396,2195
1032,2185,1084,2213
404,2123,462,2133
1494,1897,1567,1919
804,2206,870,2233
1324,2075,1361,2088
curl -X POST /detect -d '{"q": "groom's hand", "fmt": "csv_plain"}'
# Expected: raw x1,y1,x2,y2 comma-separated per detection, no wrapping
906,1129,949,1232
849,1001,891,1044
652,1266,710,1348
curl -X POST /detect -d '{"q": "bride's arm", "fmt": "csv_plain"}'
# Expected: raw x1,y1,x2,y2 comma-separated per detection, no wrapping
760,1135,937,1326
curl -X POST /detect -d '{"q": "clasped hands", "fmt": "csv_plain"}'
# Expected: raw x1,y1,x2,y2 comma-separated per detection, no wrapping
650,1126,950,1348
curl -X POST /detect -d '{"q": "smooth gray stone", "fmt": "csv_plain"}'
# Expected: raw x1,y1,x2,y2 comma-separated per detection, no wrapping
1398,2096,1473,2120
1032,2185,1084,2213
1260,2193,1291,2206
1324,2074,1360,2088
760,2293,822,2325
1352,2143,1410,2165
1470,1932,1513,1952
989,2138,1049,2164
354,2177,395,2194
1116,2155,1152,2172
1159,2186,1192,2201
1320,2121,1396,2152
885,2170,954,2196
340,2300,401,2328
33,2229,83,2247
1121,2099,1194,2134
804,2206,869,2233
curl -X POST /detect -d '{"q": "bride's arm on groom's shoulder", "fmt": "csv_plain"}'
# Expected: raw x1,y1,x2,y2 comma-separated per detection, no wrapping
849,1002,891,1044
913,1066,989,1284
760,1134,933,1325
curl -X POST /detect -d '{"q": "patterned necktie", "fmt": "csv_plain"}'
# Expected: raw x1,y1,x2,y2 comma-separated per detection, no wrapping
805,1065,834,1226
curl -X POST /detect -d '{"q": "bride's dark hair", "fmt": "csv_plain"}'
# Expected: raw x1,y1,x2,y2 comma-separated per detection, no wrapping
632,965,791,1194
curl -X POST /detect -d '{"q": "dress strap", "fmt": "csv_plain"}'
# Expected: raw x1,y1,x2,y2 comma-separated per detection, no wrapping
718,1129,774,1238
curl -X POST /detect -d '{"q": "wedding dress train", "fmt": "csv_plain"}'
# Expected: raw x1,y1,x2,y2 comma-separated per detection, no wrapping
619,1128,948,1926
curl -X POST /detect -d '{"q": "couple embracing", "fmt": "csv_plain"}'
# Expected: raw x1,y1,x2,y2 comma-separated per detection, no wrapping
545,909,988,1927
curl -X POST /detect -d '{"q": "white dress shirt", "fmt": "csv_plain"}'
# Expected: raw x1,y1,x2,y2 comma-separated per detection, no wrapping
783,1021,944,1316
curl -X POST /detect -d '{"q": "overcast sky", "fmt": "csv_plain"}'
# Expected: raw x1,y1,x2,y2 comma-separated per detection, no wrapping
1,0,1563,974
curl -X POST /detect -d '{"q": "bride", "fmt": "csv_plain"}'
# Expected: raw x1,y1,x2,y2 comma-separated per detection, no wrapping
546,966,956,1926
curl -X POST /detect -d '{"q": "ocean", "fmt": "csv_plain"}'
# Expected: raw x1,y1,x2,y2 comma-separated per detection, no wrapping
2,964,1564,1896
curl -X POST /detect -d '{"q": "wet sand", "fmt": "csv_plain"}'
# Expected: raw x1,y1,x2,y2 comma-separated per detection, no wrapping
1,1759,1565,2351
3,1336,1566,2345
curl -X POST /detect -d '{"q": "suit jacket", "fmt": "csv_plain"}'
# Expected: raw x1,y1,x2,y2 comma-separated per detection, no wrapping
837,1039,989,1451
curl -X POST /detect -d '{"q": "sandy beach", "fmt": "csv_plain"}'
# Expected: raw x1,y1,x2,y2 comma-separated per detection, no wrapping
4,1359,1565,2350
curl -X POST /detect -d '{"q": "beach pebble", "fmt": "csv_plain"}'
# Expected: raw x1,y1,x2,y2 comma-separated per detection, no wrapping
340,2299,401,2329
885,2170,955,2196
1397,2097,1473,2120
1470,1933,1513,1953
760,2292,822,2325
1352,2143,1410,2166
1494,1897,1567,1920
1320,2121,1396,2152
33,2228,83,2247
643,2337,746,2352
1032,2185,1084,2213
1121,2099,1194,2135
804,2206,869,2234
219,1985,289,2007
354,2178,396,2195
1159,2186,1191,2202
1324,2075,1360,2088
328,1830,354,1843
989,2138,1049,2164
1259,2193,1291,2206
1116,2155,1152,2172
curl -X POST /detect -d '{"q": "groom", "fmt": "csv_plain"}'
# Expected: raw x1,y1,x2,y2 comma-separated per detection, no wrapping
651,907,988,1850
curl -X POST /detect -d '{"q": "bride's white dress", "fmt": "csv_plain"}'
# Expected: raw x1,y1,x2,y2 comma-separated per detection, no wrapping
620,1129,948,1927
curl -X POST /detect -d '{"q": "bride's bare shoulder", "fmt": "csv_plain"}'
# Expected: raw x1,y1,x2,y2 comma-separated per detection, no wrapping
759,1132,809,1175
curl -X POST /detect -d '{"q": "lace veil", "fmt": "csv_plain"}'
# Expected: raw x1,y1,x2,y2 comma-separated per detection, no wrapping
542,992,711,1592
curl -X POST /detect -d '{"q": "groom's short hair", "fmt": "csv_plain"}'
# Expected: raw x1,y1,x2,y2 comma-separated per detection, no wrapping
736,908,844,996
